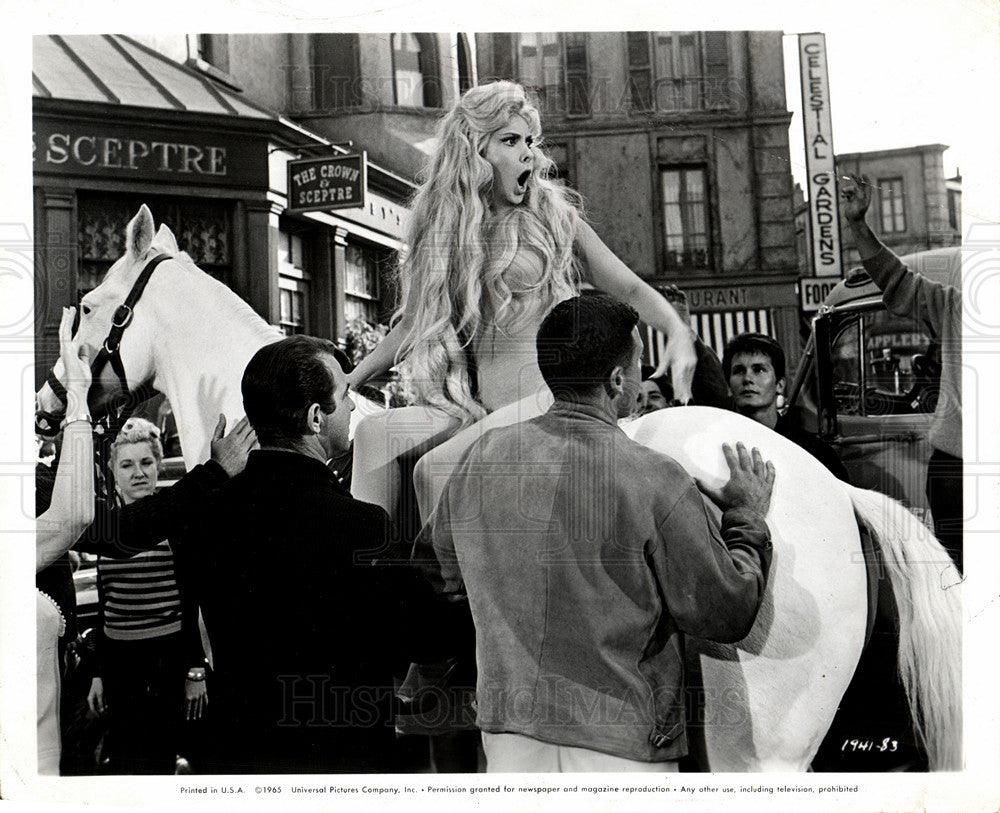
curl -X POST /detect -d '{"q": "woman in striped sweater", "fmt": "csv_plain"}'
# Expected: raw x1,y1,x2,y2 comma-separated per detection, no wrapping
86,418,207,774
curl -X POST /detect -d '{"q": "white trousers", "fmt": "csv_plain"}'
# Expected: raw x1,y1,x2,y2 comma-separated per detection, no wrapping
482,731,680,773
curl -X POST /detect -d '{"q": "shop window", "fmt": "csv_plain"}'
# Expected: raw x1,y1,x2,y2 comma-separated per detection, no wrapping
660,167,711,270
344,243,380,324
879,178,906,234
177,205,230,269
278,230,309,336
278,285,305,335
77,195,232,298
626,31,729,113
391,33,441,108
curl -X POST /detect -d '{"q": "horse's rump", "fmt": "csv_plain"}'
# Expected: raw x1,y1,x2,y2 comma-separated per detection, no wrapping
624,407,867,771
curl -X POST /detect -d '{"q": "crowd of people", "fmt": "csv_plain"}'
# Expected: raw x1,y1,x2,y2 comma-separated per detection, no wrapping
34,81,961,776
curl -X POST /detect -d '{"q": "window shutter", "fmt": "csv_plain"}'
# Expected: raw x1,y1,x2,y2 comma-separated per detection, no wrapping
703,31,729,109
492,33,515,81
564,33,590,116
626,32,652,112
312,34,361,109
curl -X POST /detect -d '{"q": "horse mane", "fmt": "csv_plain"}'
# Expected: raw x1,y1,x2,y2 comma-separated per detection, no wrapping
160,250,283,342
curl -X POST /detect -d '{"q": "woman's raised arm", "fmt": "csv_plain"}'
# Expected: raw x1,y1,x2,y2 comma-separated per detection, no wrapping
575,220,697,402
346,318,413,389
37,308,94,571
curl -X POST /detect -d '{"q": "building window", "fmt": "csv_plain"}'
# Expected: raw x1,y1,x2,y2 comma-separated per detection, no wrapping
879,178,906,233
947,181,961,233
279,285,305,335
457,33,474,93
344,243,380,324
392,33,441,108
661,167,711,269
545,142,574,188
278,231,309,336
513,33,590,116
311,34,362,110
518,32,563,113
196,34,229,73
627,31,729,113
489,33,515,81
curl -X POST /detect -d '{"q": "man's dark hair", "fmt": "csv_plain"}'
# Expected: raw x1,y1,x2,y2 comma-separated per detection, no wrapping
722,332,786,381
536,292,640,397
242,336,349,444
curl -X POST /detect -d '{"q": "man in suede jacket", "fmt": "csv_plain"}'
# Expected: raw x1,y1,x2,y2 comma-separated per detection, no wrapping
416,293,775,772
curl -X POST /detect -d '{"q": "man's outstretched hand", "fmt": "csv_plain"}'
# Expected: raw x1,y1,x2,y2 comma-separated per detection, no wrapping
697,442,776,517
839,173,873,224
210,414,257,477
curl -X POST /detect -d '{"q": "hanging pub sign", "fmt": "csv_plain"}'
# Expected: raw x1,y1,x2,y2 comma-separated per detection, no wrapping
286,152,367,213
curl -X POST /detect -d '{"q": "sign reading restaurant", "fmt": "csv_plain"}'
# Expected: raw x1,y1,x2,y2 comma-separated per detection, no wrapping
287,153,367,213
32,118,266,188
798,33,843,279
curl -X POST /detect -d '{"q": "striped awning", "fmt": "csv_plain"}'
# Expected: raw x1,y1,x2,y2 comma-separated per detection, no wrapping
643,308,775,369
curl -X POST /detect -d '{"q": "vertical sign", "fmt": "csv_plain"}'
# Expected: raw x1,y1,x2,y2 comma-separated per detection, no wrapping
799,33,842,278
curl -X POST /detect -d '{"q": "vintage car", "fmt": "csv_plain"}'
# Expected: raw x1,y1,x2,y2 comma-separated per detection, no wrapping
785,246,961,527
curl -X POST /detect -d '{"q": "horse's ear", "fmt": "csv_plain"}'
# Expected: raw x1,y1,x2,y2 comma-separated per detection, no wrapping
153,224,179,255
126,205,155,261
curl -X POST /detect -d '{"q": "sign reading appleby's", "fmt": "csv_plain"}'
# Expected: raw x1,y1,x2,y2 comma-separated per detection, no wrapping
287,153,367,213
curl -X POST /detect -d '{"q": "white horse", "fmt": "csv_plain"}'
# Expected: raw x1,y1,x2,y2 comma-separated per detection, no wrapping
624,408,961,771
36,205,962,771
36,205,381,470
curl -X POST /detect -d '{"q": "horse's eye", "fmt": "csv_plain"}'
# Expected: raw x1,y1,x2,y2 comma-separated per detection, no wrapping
82,305,91,316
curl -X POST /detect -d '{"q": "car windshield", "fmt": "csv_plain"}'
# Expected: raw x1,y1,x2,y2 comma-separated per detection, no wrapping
830,308,937,417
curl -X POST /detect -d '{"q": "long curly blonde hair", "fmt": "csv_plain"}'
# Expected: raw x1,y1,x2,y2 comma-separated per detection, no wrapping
395,81,582,425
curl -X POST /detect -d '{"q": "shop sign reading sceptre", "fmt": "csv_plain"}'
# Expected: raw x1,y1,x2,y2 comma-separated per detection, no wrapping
287,153,366,213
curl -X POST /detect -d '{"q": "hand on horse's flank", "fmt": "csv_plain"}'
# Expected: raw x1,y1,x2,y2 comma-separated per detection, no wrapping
697,442,776,517
210,414,257,477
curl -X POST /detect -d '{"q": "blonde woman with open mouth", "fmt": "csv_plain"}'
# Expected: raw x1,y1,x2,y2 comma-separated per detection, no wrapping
348,80,698,527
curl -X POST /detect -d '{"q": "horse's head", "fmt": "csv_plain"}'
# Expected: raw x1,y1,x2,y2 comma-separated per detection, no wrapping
36,205,178,433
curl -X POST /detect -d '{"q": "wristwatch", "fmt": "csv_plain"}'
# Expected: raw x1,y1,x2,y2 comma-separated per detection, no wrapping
186,668,206,682
62,413,92,427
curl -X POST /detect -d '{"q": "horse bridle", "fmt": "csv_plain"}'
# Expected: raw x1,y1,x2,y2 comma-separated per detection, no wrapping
36,253,172,437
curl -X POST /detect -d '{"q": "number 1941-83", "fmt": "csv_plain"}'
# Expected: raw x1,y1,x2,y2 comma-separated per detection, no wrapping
841,738,898,753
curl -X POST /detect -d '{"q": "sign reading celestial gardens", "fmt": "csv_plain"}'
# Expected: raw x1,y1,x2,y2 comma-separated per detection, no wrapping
286,153,367,213
799,33,843,279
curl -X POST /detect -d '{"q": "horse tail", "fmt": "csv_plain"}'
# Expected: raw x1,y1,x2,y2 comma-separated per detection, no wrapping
846,485,963,771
